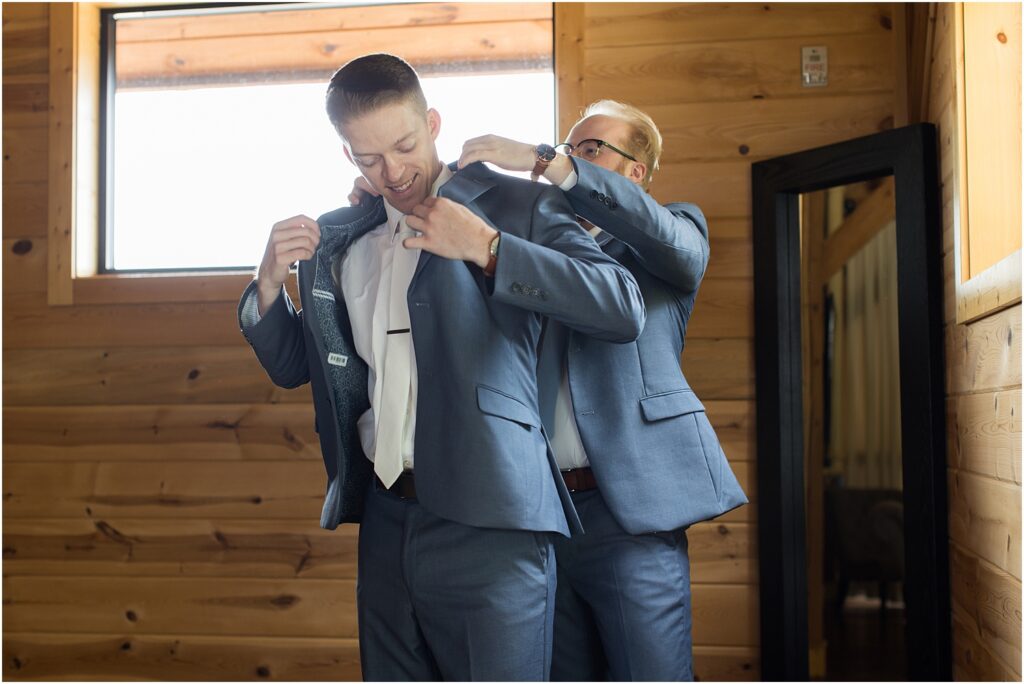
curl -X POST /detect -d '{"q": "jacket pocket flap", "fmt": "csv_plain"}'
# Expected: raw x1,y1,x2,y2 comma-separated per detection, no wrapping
640,390,705,422
477,385,539,428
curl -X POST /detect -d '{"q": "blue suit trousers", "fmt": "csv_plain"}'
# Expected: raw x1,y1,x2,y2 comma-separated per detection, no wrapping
551,489,693,682
357,484,558,681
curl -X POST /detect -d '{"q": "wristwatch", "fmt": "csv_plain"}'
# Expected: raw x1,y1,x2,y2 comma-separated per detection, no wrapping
483,232,501,277
531,143,557,182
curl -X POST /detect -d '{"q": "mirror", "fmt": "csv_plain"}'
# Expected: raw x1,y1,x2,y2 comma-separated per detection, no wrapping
801,178,906,679
752,124,949,681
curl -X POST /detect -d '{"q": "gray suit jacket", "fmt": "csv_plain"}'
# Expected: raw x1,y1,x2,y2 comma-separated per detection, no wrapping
545,158,748,534
239,162,645,536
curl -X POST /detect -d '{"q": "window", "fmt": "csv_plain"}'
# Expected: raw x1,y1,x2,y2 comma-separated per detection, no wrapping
950,2,1021,322
99,3,555,272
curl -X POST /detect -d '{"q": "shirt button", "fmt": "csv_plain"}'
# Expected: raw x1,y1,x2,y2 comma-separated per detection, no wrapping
403,459,412,468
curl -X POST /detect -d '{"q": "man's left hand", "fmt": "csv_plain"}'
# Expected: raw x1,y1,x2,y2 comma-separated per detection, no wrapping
405,197,497,268
460,134,573,185
458,134,535,172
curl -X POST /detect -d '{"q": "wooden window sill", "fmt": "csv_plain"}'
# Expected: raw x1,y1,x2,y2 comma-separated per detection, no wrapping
68,271,301,306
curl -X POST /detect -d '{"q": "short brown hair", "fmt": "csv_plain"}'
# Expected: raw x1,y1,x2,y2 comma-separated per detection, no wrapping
580,100,663,189
325,53,428,129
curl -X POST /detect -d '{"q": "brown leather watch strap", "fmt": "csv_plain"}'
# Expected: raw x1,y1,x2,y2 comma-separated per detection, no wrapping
530,144,557,182
531,158,553,181
483,232,501,277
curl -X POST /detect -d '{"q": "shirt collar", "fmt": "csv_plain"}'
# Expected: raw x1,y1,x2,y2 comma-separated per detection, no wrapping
383,163,454,239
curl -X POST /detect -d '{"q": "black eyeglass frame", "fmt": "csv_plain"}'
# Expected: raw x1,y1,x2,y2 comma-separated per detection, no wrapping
556,138,637,162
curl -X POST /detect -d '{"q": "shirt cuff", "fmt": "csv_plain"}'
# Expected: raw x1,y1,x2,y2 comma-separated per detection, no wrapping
240,283,281,329
558,168,579,191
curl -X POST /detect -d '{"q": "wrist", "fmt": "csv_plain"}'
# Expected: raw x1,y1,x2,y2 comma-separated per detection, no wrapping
256,281,283,316
478,227,499,271
544,154,573,185
256,273,282,296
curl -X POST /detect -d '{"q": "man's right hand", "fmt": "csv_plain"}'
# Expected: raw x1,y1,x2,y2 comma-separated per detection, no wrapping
256,215,321,315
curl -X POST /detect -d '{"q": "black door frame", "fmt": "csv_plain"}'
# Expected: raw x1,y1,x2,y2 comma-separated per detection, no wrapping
751,123,951,681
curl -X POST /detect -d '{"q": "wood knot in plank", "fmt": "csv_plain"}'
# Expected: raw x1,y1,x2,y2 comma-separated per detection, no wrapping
213,530,231,549
282,427,303,452
11,240,32,255
270,594,298,607
96,520,138,546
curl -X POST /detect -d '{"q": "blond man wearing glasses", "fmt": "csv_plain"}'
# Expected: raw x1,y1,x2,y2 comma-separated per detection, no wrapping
457,100,749,681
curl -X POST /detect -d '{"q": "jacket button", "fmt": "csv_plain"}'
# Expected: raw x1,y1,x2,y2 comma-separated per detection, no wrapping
511,282,522,294
590,190,598,199
611,201,619,209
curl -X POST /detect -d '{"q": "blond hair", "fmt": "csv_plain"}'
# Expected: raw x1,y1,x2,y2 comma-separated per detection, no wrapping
580,100,662,189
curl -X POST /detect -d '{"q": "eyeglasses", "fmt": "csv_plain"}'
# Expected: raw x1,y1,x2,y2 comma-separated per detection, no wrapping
556,138,637,163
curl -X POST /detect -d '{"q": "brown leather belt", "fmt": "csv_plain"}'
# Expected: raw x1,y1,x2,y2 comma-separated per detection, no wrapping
560,467,598,493
376,471,417,500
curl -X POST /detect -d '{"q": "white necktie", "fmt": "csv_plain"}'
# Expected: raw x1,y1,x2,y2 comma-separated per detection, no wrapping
374,218,418,488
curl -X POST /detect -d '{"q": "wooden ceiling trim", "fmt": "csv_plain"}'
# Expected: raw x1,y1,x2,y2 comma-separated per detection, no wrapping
115,3,551,43
115,18,553,86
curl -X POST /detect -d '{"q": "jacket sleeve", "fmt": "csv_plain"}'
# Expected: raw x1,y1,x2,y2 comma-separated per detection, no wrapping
489,183,646,343
565,157,710,293
237,279,311,389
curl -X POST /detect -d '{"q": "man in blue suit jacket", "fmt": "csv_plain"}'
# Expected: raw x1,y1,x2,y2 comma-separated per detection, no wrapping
460,100,748,680
238,57,645,681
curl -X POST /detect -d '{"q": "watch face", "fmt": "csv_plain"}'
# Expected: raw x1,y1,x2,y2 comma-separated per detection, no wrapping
536,143,557,162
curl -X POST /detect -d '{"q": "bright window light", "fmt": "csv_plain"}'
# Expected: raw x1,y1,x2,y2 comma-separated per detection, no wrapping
108,72,555,271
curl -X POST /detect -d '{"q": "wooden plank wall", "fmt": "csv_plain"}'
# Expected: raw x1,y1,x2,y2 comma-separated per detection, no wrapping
925,4,1023,681
575,3,897,679
3,3,896,680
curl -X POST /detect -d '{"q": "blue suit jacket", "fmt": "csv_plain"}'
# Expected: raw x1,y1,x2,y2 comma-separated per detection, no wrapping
238,162,645,536
547,158,748,534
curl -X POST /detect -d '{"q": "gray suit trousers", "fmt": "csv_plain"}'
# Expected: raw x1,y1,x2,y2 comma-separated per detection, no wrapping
551,489,693,681
357,484,558,681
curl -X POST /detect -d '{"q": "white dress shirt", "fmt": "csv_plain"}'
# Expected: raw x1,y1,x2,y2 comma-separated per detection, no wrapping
550,167,602,470
335,165,453,470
